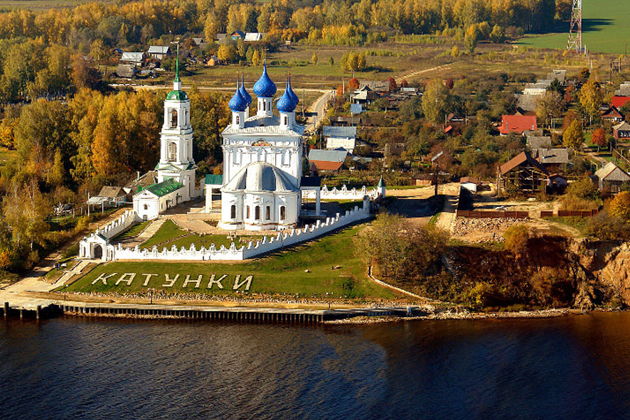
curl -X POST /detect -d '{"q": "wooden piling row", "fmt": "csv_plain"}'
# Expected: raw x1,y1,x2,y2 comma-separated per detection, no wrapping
57,304,324,324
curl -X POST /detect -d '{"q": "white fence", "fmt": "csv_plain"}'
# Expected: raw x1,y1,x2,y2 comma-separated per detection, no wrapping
97,210,139,240
302,185,382,200
110,200,371,261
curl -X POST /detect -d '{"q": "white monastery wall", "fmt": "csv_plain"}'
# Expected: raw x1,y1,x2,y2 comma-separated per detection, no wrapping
110,199,370,261
302,185,381,200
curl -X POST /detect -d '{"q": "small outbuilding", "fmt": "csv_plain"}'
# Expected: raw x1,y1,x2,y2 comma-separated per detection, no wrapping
613,121,630,140
594,162,630,193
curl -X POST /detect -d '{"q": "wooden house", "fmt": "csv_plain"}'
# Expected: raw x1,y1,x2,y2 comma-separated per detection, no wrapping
497,151,548,195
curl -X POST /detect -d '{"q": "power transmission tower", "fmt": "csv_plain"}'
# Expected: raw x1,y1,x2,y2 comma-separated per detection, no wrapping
567,0,583,53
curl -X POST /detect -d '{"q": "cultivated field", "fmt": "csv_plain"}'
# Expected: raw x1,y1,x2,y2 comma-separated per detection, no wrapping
518,0,630,54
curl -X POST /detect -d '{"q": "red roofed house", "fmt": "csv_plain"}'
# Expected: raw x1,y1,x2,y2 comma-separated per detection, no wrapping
499,115,538,135
611,96,630,109
601,106,624,123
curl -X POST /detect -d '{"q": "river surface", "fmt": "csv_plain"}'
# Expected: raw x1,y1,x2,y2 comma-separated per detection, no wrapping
1,311,630,419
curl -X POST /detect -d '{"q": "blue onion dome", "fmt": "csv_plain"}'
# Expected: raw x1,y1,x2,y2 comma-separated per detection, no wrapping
253,64,277,98
277,82,297,113
228,85,247,112
239,78,252,105
286,78,299,107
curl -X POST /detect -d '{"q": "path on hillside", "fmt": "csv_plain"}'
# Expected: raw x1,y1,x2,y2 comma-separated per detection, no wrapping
117,218,165,247
435,183,461,233
395,64,452,84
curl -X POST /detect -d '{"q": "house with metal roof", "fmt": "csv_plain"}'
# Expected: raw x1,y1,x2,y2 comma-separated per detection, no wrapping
147,46,170,60
526,136,552,150
133,178,185,220
308,149,348,172
594,162,630,193
323,126,357,153
244,32,264,42
121,52,145,66
499,115,538,135
533,148,570,172
613,121,630,140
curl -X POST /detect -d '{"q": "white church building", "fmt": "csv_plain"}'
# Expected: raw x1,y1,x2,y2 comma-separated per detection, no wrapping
133,60,199,220
216,66,312,231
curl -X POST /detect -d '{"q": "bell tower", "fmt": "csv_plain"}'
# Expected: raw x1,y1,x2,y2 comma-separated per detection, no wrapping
156,42,197,201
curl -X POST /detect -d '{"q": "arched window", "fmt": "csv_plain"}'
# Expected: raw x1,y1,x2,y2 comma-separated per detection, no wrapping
283,116,288,125
168,142,177,161
255,205,260,220
265,206,271,220
230,205,236,219
235,115,240,124
170,109,178,128
280,205,286,221
246,205,250,219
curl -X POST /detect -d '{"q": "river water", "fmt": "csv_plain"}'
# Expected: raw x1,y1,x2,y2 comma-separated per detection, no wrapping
1,311,630,420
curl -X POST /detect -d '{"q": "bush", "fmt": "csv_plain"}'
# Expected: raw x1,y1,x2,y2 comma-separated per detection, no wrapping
357,213,448,283
503,224,530,256
586,212,630,241
608,191,630,220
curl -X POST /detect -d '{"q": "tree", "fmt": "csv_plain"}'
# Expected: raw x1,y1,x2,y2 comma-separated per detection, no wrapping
3,181,50,251
328,56,334,66
387,77,397,92
489,24,505,43
464,24,480,53
348,77,360,90
563,119,584,150
591,127,608,152
566,175,599,200
536,90,564,126
579,76,603,122
608,192,630,220
217,43,236,63
251,49,261,66
310,52,318,65
422,79,449,124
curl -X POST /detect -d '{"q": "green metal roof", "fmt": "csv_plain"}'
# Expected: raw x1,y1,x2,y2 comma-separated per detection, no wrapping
143,178,184,197
205,174,223,185
166,90,188,101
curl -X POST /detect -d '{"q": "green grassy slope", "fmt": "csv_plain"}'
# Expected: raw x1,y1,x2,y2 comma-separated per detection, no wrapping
518,0,630,54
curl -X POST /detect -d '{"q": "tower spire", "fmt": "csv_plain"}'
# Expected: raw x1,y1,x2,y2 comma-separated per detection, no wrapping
172,40,182,91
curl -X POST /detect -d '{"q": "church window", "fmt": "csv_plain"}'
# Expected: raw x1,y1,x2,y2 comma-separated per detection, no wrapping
170,109,178,128
168,142,177,162
246,206,250,219
255,205,260,220
235,115,240,124
230,205,236,219
143,204,148,210
283,116,288,125
265,206,271,220
280,205,286,221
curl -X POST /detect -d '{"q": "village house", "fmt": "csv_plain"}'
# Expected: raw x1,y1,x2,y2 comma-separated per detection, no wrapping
533,148,570,173
308,149,348,172
613,121,630,140
615,82,630,97
115,64,137,79
594,162,630,193
87,186,130,209
244,32,264,42
120,51,144,66
526,135,552,150
147,46,170,60
601,106,624,123
230,31,246,40
133,179,184,220
497,151,548,195
351,86,378,105
611,96,630,110
323,126,357,153
499,115,538,135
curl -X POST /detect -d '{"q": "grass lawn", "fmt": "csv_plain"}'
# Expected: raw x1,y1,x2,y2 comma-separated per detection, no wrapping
138,220,260,250
547,216,590,235
62,225,396,300
517,0,630,54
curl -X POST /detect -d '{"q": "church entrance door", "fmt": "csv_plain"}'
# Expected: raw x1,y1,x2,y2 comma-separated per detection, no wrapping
93,244,103,259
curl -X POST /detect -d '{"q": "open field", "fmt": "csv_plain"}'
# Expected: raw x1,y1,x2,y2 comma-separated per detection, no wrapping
65,225,397,299
517,0,630,54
